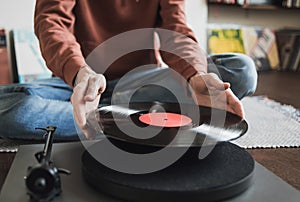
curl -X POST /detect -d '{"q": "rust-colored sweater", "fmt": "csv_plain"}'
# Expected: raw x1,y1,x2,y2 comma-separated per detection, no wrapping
34,0,206,87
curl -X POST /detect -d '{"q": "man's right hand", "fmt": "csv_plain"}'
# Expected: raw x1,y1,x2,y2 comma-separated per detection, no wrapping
70,66,106,139
189,72,244,118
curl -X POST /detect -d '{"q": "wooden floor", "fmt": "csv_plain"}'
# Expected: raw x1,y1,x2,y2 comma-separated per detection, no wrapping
0,71,300,192
250,71,300,191
254,71,300,108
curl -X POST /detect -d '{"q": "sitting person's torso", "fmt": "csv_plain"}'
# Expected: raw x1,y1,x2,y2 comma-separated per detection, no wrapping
74,0,162,80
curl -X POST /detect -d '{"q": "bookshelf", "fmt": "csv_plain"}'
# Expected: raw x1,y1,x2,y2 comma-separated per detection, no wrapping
207,0,300,10
206,1,300,71
207,2,300,29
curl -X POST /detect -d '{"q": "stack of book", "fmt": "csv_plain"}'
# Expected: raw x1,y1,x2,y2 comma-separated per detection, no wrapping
11,29,52,83
282,0,300,8
0,28,12,84
208,0,237,4
276,29,300,71
208,0,300,8
207,24,280,71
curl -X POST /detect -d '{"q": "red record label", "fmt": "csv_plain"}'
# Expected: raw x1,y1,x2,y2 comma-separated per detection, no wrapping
139,112,192,127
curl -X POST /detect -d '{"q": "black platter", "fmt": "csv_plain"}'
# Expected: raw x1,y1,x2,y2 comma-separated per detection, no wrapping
82,141,254,202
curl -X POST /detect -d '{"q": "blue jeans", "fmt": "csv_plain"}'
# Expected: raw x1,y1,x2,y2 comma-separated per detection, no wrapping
0,53,257,141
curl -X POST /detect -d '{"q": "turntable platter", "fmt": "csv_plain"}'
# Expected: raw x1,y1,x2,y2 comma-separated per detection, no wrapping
82,141,254,202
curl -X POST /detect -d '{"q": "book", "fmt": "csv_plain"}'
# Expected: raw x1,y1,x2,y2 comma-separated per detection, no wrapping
11,29,52,83
208,0,236,4
247,0,273,5
296,0,300,8
243,27,280,71
207,25,280,71
276,29,300,71
0,28,12,84
207,27,245,54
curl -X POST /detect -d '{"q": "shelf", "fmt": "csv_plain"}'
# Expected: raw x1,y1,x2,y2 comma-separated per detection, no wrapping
242,4,300,10
208,2,300,10
242,4,278,10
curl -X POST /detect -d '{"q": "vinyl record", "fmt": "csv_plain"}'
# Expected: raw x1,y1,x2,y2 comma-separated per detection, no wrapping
86,102,248,148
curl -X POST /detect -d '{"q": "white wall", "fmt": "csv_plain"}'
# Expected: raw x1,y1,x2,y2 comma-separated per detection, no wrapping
0,0,37,79
185,0,208,51
0,0,36,30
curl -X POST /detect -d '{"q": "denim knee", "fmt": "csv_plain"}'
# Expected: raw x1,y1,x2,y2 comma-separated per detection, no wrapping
208,53,258,99
237,53,257,98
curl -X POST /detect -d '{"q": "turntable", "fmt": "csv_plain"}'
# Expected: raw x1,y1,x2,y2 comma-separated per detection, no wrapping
82,102,252,202
0,103,299,202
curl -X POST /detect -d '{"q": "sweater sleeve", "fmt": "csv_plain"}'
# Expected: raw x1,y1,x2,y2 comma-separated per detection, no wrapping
34,0,86,87
157,0,207,81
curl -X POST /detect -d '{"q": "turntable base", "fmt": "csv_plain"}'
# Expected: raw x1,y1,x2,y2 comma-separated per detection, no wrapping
1,141,300,202
82,141,254,202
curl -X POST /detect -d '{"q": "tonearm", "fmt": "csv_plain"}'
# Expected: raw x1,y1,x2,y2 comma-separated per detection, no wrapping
25,126,71,202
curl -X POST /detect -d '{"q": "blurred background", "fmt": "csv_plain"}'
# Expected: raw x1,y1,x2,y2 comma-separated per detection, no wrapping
0,0,300,84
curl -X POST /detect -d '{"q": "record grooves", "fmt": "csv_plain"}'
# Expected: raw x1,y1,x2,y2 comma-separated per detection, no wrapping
89,102,248,147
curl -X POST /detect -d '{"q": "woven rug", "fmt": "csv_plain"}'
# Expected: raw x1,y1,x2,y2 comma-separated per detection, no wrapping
233,96,300,148
0,139,20,152
1,96,300,152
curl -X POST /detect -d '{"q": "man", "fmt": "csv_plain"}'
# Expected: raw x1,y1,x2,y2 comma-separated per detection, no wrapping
0,0,257,140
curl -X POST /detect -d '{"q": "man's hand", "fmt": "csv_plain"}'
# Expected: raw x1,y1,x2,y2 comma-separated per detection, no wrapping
70,66,106,138
189,73,244,118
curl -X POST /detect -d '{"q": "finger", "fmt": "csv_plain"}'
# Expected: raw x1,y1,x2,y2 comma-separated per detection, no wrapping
83,97,102,139
225,89,245,118
85,94,101,114
223,82,230,89
213,89,244,118
84,76,99,101
84,129,96,140
72,79,89,129
85,75,106,101
81,124,96,140
211,90,242,117
73,111,95,140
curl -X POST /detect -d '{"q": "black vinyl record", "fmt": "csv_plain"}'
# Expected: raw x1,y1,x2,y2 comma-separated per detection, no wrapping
87,102,248,148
